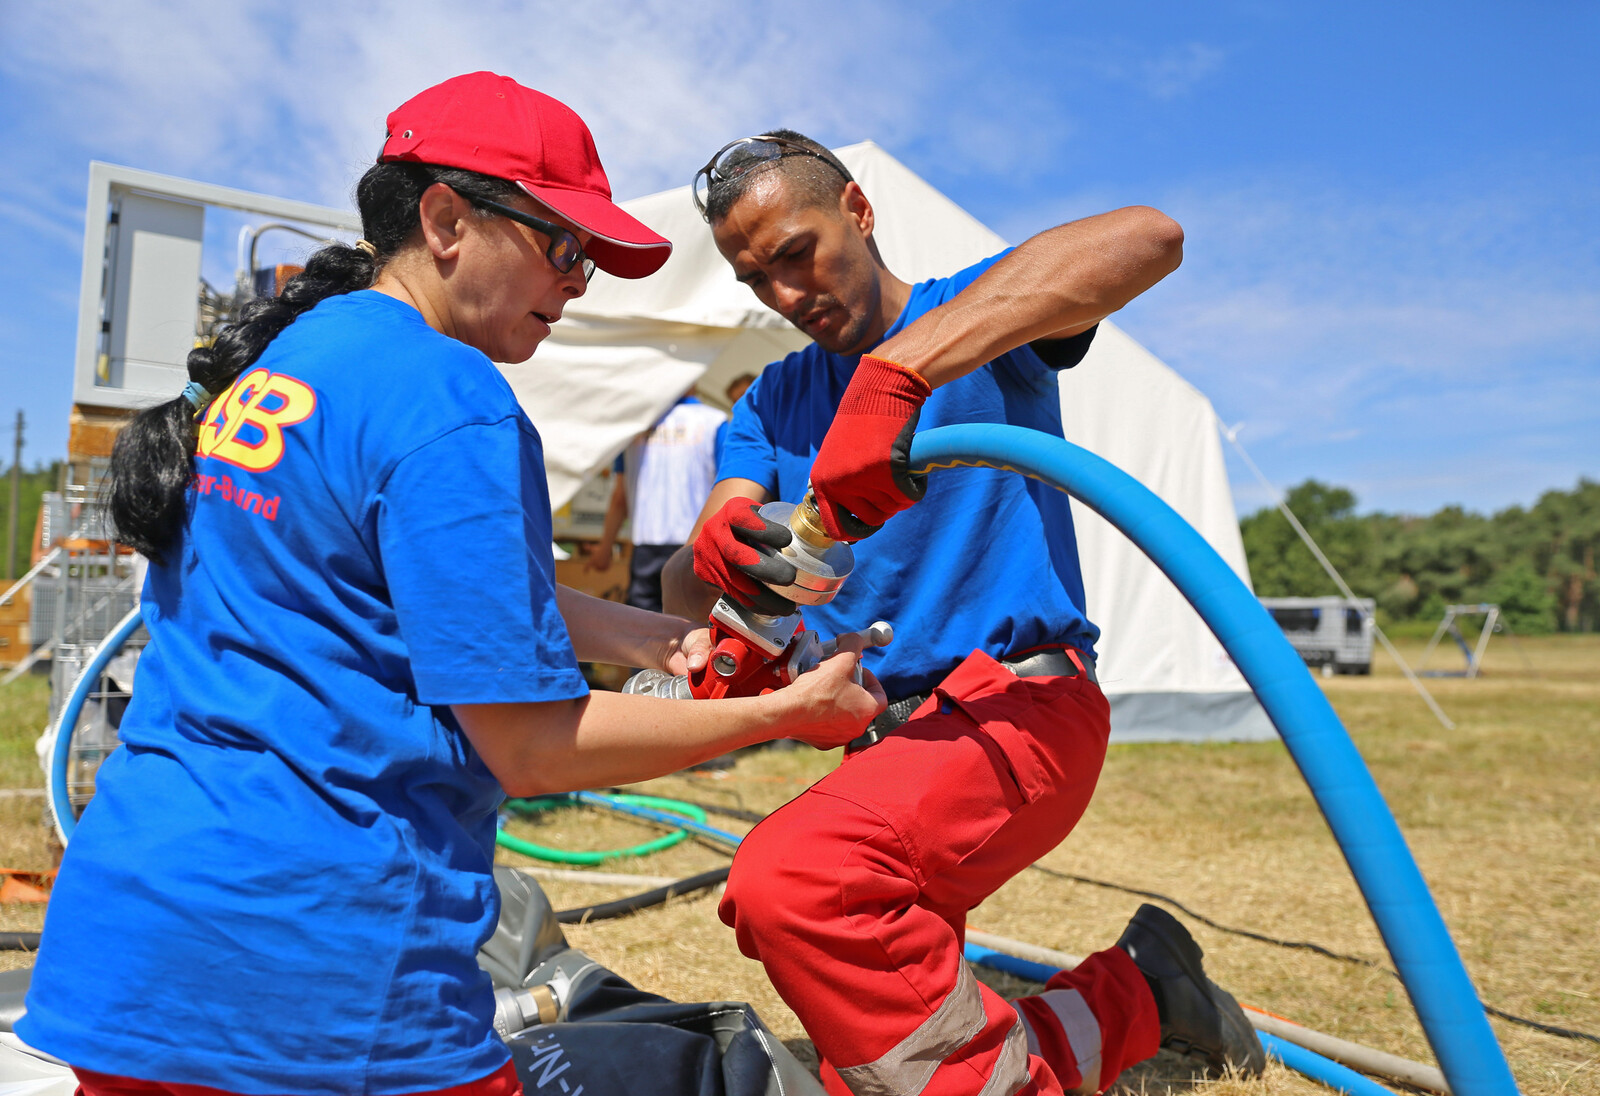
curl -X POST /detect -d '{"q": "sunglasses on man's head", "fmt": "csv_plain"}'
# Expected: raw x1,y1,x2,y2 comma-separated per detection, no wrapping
692,135,853,221
464,194,596,282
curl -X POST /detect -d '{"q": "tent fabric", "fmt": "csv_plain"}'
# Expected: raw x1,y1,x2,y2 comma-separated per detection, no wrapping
501,141,1270,742
1058,324,1273,741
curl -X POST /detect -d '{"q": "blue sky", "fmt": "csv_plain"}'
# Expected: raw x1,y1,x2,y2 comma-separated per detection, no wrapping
1,1,1595,516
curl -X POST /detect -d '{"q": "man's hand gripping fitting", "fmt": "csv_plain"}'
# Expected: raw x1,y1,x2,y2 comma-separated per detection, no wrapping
693,497,800,615
809,354,932,541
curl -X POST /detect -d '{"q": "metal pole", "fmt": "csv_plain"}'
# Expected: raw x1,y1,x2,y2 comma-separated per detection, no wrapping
1418,609,1454,672
1469,607,1498,678
5,410,21,580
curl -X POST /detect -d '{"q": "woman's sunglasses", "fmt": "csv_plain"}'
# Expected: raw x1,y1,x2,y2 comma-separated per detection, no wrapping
465,194,596,282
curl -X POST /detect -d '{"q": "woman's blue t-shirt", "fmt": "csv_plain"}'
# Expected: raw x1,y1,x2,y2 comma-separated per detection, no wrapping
718,252,1099,700
19,291,588,1094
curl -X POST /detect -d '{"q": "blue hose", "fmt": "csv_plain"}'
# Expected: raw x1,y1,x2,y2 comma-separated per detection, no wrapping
572,790,746,849
1260,1033,1404,1096
963,942,1060,985
49,604,144,844
911,423,1513,1096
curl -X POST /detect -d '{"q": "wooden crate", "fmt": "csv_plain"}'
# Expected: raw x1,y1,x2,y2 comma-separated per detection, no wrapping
0,584,30,667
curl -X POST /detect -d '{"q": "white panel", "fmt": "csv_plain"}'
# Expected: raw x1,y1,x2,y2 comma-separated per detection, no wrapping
74,162,358,410
103,191,204,401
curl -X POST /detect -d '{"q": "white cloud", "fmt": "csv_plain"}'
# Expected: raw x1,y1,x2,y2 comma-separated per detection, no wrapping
1077,40,1227,100
1134,42,1227,100
993,163,1599,511
0,0,1055,211
1061,171,1600,449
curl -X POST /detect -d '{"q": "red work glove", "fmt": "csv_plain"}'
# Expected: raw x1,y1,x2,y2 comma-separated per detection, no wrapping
810,354,932,540
692,497,800,615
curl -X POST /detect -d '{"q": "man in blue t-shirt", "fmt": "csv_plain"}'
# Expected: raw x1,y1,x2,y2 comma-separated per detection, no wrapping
663,132,1266,1096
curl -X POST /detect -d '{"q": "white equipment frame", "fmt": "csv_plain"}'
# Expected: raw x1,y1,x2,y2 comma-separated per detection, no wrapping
73,161,360,411
1417,603,1523,678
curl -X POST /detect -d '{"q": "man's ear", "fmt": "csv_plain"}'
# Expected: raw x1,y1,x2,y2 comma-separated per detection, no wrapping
841,181,875,240
418,182,470,261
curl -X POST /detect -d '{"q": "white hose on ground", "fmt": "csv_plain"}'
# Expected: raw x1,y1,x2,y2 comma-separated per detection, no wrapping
513,866,681,888
1243,1010,1449,1095
965,930,1084,971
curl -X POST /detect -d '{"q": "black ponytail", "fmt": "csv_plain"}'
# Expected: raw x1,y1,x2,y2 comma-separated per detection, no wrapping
107,162,519,562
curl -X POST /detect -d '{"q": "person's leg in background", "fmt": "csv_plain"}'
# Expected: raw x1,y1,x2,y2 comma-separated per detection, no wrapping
625,543,681,614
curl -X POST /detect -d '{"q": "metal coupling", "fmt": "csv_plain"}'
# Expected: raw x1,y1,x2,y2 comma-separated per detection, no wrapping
492,983,559,1038
620,668,694,699
758,496,854,606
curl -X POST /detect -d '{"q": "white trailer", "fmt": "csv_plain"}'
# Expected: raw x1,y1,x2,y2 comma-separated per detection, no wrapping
1260,596,1376,675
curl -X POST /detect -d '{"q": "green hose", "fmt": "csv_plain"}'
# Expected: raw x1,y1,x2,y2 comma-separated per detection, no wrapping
495,793,707,865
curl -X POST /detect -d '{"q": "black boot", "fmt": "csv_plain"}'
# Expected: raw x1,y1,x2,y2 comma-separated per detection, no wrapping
1115,903,1267,1077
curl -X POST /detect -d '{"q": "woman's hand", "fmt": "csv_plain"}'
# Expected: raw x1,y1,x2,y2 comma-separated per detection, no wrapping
774,632,887,749
454,633,886,796
662,625,712,676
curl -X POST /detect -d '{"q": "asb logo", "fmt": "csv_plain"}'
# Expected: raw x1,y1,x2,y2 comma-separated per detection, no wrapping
197,367,317,472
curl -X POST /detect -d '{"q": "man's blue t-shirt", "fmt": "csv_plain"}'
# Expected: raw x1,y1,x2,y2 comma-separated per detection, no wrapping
718,252,1099,701
20,292,588,1094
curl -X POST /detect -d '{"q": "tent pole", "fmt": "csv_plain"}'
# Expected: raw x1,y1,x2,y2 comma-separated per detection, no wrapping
1470,607,1498,678
1418,608,1453,672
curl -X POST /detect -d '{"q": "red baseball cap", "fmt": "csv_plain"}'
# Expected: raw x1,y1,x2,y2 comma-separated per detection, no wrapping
380,72,671,279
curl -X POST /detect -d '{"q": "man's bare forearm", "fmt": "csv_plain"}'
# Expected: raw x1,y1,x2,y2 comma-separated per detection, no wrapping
555,585,693,670
878,205,1184,389
661,543,720,620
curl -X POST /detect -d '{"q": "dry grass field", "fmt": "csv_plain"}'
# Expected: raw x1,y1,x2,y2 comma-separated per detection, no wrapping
2,635,1596,1095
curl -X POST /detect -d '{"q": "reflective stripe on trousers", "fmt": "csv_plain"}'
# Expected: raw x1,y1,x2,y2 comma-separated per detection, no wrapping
1013,990,1104,1095
835,964,1033,1096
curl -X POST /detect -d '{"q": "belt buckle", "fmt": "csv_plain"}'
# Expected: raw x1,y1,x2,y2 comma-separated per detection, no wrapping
846,726,883,752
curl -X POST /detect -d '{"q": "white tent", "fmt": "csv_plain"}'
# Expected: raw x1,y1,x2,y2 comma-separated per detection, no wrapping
501,142,1272,743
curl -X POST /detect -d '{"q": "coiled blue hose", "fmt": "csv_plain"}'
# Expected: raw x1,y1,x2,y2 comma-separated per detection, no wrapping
911,423,1513,1096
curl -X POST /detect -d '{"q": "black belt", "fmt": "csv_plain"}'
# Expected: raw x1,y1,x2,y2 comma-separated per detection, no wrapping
849,647,1097,751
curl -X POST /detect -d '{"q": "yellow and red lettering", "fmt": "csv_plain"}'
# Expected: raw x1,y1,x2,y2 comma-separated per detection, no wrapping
197,368,317,472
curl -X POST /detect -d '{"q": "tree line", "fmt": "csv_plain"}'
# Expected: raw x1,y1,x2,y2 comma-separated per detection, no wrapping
8,458,1597,633
1240,479,1600,634
0,462,62,582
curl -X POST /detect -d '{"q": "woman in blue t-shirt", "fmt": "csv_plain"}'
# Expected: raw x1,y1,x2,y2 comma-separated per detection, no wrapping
19,73,883,1096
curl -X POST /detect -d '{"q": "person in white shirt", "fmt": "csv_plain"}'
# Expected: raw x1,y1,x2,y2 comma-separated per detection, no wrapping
586,391,728,612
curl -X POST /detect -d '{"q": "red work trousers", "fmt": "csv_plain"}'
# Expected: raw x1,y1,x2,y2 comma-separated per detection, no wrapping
73,1060,522,1096
720,650,1159,1096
